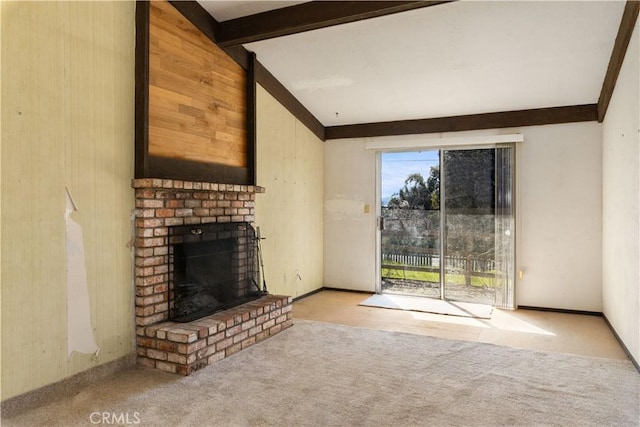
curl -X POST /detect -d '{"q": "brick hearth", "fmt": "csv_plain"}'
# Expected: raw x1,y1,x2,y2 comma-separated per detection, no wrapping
132,178,292,375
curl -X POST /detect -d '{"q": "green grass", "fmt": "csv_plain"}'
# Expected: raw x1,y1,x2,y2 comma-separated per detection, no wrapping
381,266,500,288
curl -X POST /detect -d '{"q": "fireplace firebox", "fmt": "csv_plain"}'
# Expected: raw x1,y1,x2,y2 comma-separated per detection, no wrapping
169,222,263,322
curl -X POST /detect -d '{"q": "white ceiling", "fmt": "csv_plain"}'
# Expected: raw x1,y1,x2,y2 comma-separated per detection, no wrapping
199,1,625,127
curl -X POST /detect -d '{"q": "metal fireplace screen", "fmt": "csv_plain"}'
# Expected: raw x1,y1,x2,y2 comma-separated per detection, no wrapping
168,222,262,323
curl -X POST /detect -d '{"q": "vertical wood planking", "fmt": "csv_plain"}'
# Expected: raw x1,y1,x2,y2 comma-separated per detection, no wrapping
1,1,135,399
254,85,324,298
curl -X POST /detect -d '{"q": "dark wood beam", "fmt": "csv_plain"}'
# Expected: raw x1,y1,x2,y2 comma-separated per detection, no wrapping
247,52,257,185
134,1,150,178
255,60,326,141
216,1,453,47
325,105,599,140
597,1,640,122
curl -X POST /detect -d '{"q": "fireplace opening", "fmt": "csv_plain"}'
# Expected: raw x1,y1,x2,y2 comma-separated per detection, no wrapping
168,222,264,323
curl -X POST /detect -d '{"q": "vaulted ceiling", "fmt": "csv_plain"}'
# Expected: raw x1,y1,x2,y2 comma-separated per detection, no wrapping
193,1,636,138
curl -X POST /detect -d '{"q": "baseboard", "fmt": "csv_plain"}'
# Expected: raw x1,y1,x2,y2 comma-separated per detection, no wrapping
321,287,375,295
602,314,640,374
293,287,325,302
517,305,602,317
293,287,374,302
1,353,137,418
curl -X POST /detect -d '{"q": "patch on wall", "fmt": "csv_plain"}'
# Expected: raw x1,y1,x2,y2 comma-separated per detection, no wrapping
65,188,99,359
324,198,367,220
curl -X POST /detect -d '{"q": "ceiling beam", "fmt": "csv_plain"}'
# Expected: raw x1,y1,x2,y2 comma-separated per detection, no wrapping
216,1,453,48
325,105,599,140
597,0,640,122
168,1,326,141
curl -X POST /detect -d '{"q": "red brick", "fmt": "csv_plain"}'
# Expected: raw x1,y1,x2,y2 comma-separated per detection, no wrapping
241,319,256,331
232,331,248,344
262,319,275,330
166,199,184,208
193,192,209,199
225,343,242,357
137,237,165,248
178,340,206,354
216,337,233,351
157,341,178,352
153,228,168,237
137,337,156,348
147,349,167,361
241,336,256,349
167,329,198,343
136,218,163,228
154,302,168,313
175,209,193,217
136,208,155,218
208,352,225,364
167,353,187,365
153,246,168,256
255,330,269,342
269,309,282,319
156,361,177,374
153,283,168,293
135,188,155,198
270,324,282,335
225,324,242,337
156,209,175,218
164,218,184,226
208,331,225,345
137,199,163,209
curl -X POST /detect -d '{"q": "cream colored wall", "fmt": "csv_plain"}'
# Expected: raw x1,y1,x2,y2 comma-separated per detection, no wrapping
602,19,639,363
1,1,135,400
324,122,604,312
255,85,324,298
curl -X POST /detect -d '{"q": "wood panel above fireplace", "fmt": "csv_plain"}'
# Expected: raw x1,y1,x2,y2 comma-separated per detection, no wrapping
135,0,256,185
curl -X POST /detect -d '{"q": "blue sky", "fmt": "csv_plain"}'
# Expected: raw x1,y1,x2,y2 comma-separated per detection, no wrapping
381,150,440,201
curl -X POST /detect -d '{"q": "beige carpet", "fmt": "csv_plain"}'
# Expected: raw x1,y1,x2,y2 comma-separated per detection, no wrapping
359,293,494,318
3,320,639,426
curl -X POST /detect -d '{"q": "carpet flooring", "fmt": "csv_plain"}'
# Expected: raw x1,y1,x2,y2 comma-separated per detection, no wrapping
359,293,494,318
3,320,638,426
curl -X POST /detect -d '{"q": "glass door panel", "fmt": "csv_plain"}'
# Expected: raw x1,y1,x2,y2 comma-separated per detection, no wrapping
441,147,515,307
380,151,441,298
379,146,515,308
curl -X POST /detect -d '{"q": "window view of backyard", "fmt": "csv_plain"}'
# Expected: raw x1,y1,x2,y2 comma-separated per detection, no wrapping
380,148,514,307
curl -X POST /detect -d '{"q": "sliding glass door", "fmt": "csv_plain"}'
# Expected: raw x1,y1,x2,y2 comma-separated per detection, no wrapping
379,145,514,308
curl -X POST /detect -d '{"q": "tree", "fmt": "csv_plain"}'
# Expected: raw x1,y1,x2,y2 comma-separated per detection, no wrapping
387,167,440,210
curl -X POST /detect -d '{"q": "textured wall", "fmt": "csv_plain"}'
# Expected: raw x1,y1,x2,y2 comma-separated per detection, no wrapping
1,1,136,399
324,122,604,312
255,85,324,298
602,19,639,364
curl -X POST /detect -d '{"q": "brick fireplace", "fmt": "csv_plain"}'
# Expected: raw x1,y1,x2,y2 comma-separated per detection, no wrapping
132,178,292,375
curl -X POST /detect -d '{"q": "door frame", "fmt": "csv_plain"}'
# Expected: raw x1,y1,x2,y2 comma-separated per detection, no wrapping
372,134,521,308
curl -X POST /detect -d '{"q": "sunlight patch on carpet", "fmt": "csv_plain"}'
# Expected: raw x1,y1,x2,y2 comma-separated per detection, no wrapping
359,293,493,318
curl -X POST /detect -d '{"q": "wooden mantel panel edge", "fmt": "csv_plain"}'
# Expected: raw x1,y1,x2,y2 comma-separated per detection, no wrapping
597,0,640,122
